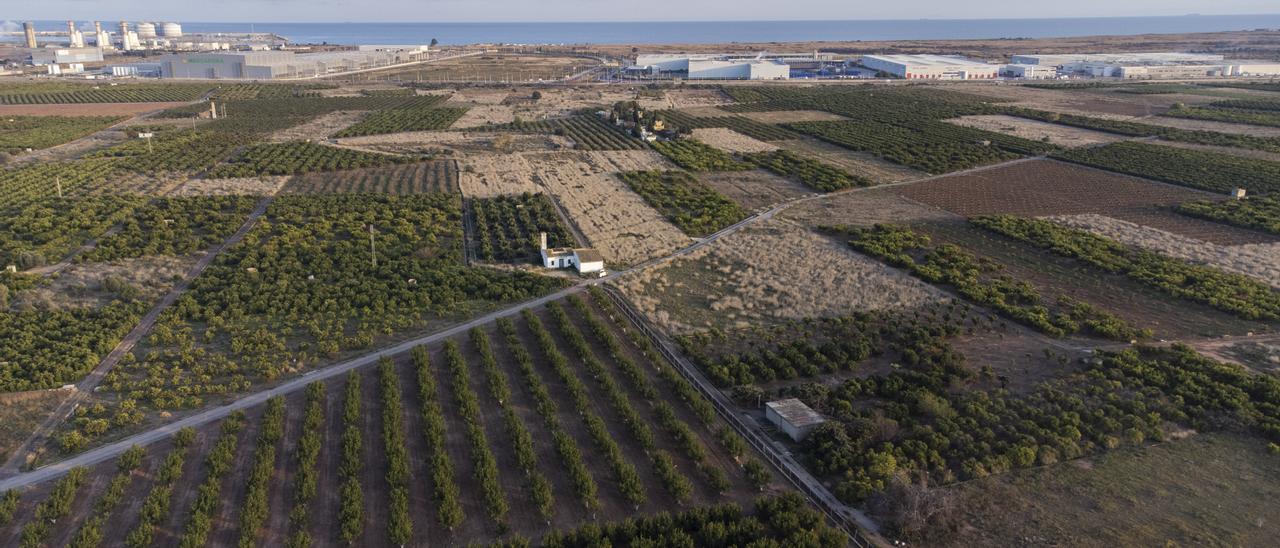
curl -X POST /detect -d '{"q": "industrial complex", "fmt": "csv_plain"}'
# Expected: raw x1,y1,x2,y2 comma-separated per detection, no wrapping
156,46,434,79
860,54,1000,80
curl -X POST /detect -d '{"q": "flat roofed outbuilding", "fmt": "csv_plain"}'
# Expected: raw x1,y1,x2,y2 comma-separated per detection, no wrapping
765,398,825,441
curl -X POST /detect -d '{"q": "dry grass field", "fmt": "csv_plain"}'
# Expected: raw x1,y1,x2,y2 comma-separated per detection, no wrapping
619,219,948,333
698,170,812,210
1047,214,1280,288
1134,116,1280,137
269,110,367,142
169,176,289,196
691,128,779,154
524,151,688,265
946,433,1280,547
782,187,952,228
740,110,849,124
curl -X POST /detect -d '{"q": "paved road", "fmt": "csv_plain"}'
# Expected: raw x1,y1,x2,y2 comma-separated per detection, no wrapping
0,197,274,474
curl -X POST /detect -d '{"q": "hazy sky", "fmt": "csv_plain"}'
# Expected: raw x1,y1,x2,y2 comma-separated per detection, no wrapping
9,0,1280,22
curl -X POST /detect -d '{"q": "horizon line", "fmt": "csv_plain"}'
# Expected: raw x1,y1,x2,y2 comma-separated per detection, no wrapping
12,13,1280,25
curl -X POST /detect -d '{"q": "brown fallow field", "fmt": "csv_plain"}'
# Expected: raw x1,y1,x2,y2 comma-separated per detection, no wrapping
896,159,1277,245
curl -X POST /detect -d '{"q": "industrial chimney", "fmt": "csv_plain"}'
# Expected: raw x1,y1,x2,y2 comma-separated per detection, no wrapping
118,21,130,51
22,22,36,49
66,20,84,48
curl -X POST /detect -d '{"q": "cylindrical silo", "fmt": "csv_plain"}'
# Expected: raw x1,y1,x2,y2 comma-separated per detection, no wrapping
136,22,157,39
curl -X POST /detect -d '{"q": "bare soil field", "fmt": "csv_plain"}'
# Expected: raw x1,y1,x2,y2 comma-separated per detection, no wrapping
524,150,688,265
691,127,779,154
945,432,1280,548
1048,213,1280,288
697,170,812,210
740,110,849,123
947,114,1127,148
776,137,925,184
169,176,289,196
782,186,952,228
450,103,516,128
637,89,734,110
0,296,780,546
269,110,367,142
1136,115,1280,137
618,219,948,333
895,159,1277,245
0,102,191,117
351,54,599,83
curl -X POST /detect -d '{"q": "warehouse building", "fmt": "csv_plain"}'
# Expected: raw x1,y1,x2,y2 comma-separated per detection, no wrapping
687,59,789,80
860,54,999,79
1001,64,1058,79
632,52,816,80
765,399,825,442
1012,52,1225,66
29,47,104,66
158,47,432,79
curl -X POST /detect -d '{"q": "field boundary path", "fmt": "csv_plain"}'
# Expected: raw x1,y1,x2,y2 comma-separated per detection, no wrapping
0,196,274,475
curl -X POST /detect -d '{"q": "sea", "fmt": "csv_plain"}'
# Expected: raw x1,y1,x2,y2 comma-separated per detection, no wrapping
9,15,1280,46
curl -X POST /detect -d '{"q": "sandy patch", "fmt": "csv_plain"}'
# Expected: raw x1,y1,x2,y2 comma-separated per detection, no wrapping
618,219,948,333
525,150,689,265
169,176,288,196
13,255,193,310
450,104,516,128
269,110,367,142
947,114,1126,148
740,110,849,123
691,127,779,154
1048,213,1280,288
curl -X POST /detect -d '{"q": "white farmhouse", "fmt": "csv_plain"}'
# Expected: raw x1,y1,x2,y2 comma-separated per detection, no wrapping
538,232,605,275
765,398,825,442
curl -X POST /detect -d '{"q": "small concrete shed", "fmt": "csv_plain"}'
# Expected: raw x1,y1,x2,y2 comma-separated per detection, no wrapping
765,398,825,442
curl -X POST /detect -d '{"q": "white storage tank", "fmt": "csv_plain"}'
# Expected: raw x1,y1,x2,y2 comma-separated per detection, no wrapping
161,22,183,37
136,22,157,38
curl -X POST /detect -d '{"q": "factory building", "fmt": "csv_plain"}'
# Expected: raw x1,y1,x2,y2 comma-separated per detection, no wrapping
860,54,999,79
29,47,105,66
1011,52,1225,66
1001,64,1058,79
687,59,789,80
630,52,830,80
1116,64,1227,79
1228,63,1280,77
158,47,432,79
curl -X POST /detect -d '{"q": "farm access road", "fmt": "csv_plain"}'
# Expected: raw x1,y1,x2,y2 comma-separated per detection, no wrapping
0,196,274,475
0,154,1054,547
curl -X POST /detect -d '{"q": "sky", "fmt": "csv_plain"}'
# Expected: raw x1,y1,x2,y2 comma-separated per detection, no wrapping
7,0,1280,23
